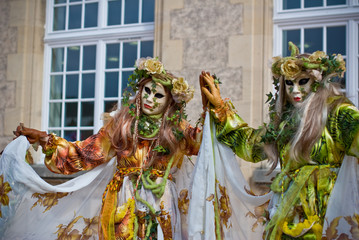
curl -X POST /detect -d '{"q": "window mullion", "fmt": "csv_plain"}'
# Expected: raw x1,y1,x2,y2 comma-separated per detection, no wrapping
94,40,105,132
121,0,125,25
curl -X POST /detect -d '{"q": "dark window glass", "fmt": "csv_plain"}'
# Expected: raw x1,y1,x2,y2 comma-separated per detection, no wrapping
66,74,79,99
81,130,93,140
108,0,122,25
82,73,95,98
105,72,119,97
142,0,154,22
64,130,77,141
69,4,82,29
53,6,66,31
304,0,323,8
304,28,323,53
81,102,94,126
106,44,120,69
85,3,98,28
83,45,96,70
51,48,64,72
327,26,346,55
123,42,138,67
121,71,132,95
50,75,63,100
140,41,153,57
104,100,118,112
283,0,300,10
49,103,62,127
283,29,300,56
327,0,346,6
65,102,78,127
67,46,80,71
124,0,139,24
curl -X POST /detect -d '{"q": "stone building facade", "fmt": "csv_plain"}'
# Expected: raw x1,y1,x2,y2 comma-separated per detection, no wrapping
0,0,274,186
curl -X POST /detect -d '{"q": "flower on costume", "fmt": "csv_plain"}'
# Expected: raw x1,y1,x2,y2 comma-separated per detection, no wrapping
0,174,12,217
171,77,194,103
280,59,302,80
308,51,327,63
144,58,164,74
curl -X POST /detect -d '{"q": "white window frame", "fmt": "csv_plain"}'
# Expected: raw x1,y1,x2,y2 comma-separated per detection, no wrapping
42,0,154,137
273,0,359,105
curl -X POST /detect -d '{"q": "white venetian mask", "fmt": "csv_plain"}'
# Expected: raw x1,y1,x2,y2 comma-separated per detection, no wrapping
284,73,314,108
141,81,170,115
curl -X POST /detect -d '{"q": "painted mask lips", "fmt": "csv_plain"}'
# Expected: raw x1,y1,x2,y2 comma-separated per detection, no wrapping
144,104,152,109
294,97,301,102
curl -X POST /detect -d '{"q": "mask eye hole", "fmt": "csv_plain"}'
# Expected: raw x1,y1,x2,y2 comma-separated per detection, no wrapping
299,78,310,85
144,87,151,94
155,93,164,98
285,80,294,86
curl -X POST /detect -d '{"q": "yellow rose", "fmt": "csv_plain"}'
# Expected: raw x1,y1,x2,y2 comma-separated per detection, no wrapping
172,78,189,94
171,78,194,103
280,59,301,80
308,51,326,63
144,58,164,74
336,54,346,73
136,57,148,70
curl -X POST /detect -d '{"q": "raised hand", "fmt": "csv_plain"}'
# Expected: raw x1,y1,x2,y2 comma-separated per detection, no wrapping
199,71,224,108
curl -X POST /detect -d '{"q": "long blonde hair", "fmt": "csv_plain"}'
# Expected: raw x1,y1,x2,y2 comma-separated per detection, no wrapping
104,78,187,158
266,73,345,171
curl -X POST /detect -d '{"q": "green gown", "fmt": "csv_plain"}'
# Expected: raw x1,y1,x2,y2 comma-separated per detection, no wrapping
213,98,359,240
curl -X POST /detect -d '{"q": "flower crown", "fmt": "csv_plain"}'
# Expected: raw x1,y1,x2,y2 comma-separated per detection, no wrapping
123,57,194,105
271,41,346,83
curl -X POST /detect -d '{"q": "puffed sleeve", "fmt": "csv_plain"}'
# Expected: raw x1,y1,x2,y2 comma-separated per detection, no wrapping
42,127,116,175
329,102,359,158
211,100,267,163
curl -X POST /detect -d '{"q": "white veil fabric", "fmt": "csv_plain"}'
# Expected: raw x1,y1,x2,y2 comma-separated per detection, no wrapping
187,113,273,239
0,136,116,240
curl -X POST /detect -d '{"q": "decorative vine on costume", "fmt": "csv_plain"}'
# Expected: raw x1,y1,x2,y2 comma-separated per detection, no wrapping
0,58,201,239
200,42,359,239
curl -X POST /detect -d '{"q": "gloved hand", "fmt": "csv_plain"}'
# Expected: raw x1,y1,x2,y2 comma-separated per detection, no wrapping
13,123,49,148
199,71,224,108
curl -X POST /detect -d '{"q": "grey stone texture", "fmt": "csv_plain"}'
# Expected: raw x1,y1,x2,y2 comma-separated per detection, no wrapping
0,0,18,145
169,0,243,121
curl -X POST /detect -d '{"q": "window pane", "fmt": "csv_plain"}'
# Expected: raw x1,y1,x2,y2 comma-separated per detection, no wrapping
104,100,117,112
50,130,61,136
51,48,64,72
123,42,137,67
65,102,78,126
327,0,346,6
283,0,300,10
53,6,66,31
283,29,300,56
142,0,154,23
108,0,122,26
55,0,66,3
81,102,94,126
67,46,80,71
50,75,63,99
66,74,79,99
83,45,96,70
121,71,132,95
81,130,93,140
304,0,322,8
82,73,95,98
69,4,82,29
106,44,120,69
124,0,139,24
64,130,77,141
49,103,62,127
140,41,153,57
70,0,82,2
105,72,119,97
327,26,346,55
85,3,98,28
304,28,323,53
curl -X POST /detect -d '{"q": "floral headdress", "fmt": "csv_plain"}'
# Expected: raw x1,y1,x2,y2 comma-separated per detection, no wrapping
262,42,346,145
122,57,194,106
271,41,346,86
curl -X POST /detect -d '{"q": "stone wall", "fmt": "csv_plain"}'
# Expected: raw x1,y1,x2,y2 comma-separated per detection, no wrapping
0,0,17,151
156,0,273,186
0,0,45,152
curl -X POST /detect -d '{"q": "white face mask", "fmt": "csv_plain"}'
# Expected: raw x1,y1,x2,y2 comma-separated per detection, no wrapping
284,73,314,108
141,81,170,115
